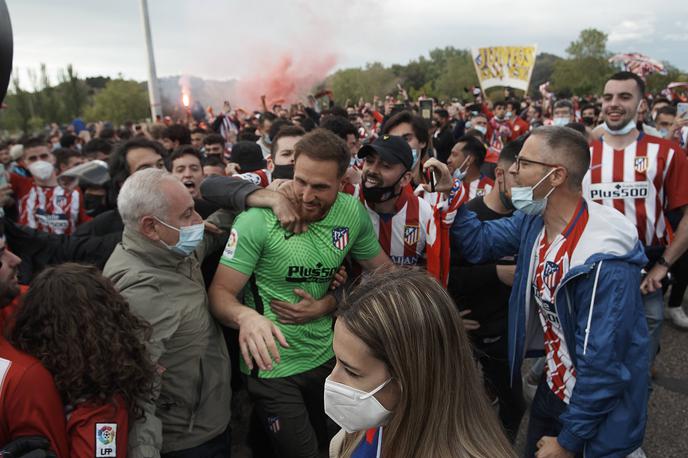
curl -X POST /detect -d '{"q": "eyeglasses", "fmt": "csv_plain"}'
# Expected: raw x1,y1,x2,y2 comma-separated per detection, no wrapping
513,155,559,173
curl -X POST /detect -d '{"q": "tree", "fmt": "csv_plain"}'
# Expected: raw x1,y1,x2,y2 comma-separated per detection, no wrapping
58,64,89,119
529,53,563,97
551,29,615,96
566,29,610,60
85,79,149,124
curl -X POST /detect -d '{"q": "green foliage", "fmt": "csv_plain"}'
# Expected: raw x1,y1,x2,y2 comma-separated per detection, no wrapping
529,53,562,97
84,79,149,125
328,46,478,104
551,29,616,96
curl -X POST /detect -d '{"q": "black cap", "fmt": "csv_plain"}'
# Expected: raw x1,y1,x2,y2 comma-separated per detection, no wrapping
357,135,413,170
230,141,267,172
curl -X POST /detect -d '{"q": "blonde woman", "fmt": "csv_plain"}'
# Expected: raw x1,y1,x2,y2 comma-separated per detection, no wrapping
326,268,515,458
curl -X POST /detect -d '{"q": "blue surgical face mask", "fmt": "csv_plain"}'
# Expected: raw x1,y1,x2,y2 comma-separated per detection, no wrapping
658,128,670,139
411,148,419,167
475,125,487,135
552,117,569,127
510,168,557,216
452,156,470,181
155,217,205,256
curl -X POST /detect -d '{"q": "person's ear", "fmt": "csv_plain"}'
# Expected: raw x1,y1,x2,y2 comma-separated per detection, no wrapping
266,157,274,171
551,166,568,188
140,215,161,241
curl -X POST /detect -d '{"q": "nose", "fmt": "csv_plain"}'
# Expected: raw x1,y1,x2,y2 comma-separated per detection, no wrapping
302,186,315,203
191,211,203,225
508,161,518,175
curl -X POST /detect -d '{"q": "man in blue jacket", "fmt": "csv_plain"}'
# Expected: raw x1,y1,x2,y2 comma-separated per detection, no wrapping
451,126,649,457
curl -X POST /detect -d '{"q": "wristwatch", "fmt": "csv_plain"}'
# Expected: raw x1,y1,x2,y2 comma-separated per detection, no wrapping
657,256,671,268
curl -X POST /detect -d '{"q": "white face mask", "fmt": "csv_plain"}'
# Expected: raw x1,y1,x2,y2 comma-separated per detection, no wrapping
552,117,569,127
510,168,557,216
474,124,487,135
28,160,55,181
603,119,636,136
452,156,470,181
324,376,393,433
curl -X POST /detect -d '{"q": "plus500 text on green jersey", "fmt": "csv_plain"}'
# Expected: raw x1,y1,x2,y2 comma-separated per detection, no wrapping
219,193,381,378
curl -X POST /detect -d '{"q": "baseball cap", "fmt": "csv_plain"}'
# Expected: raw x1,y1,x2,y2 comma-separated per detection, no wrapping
230,141,267,172
357,135,413,170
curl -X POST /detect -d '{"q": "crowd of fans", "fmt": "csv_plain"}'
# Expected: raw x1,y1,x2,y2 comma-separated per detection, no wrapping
1,70,688,458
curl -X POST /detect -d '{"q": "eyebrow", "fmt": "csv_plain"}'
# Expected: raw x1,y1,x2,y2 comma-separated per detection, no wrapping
338,357,363,374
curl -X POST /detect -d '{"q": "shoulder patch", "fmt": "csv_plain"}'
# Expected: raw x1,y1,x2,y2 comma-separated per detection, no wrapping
95,423,117,457
223,228,239,260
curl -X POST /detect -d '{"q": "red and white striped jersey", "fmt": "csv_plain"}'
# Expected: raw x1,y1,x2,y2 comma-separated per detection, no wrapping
359,186,436,267
18,185,88,235
466,175,494,200
583,134,688,246
532,199,589,403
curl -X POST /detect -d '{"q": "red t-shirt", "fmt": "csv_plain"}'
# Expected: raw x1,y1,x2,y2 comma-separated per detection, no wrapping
0,336,70,458
67,394,128,458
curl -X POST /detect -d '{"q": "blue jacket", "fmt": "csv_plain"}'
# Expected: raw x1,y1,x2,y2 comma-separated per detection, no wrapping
451,200,649,457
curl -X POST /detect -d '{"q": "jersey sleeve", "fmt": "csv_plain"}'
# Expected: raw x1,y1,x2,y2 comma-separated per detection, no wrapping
348,201,382,261
67,398,128,458
5,361,70,458
219,208,268,275
664,144,688,211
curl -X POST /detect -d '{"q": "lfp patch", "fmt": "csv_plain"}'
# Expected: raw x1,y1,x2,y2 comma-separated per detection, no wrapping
95,423,117,457
223,228,239,260
332,227,349,251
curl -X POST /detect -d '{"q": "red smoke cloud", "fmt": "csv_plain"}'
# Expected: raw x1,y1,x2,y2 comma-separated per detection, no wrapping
231,51,338,109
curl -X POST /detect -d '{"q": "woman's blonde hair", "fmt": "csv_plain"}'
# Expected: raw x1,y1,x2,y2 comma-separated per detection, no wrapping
335,268,515,458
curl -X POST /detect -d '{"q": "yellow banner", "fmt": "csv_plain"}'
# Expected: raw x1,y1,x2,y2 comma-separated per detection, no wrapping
471,45,538,92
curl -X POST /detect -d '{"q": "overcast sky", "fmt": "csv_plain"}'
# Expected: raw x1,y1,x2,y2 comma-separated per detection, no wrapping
7,0,688,85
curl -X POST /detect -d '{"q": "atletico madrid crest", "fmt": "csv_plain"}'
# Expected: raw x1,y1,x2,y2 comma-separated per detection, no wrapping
634,157,648,174
332,227,349,251
543,261,560,290
404,225,419,245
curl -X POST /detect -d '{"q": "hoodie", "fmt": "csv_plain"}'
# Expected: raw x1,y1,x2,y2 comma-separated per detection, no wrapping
451,199,649,457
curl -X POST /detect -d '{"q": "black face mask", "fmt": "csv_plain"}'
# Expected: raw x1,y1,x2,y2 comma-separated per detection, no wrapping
361,171,406,203
272,164,294,180
582,116,595,126
84,194,107,217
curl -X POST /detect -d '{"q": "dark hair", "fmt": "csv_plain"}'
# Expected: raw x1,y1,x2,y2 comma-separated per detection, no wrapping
203,133,224,146
108,138,165,194
268,119,293,142
82,138,113,159
505,98,520,110
271,125,306,159
191,127,207,135
651,97,670,109
493,101,506,109
381,111,431,157
498,138,522,167
434,108,449,120
59,134,78,149
10,263,156,418
202,155,226,168
168,145,202,170
237,128,259,142
455,135,487,167
162,124,191,146
565,122,588,135
98,127,116,141
608,71,646,97
529,105,543,117
294,128,350,178
22,136,47,149
656,105,677,117
579,103,598,116
258,111,277,127
298,116,317,132
53,148,83,171
320,116,357,141
553,99,573,112
531,126,590,191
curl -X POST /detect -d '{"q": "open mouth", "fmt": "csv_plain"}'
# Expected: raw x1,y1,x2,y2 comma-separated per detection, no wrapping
363,175,382,188
183,180,196,191
606,111,625,122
